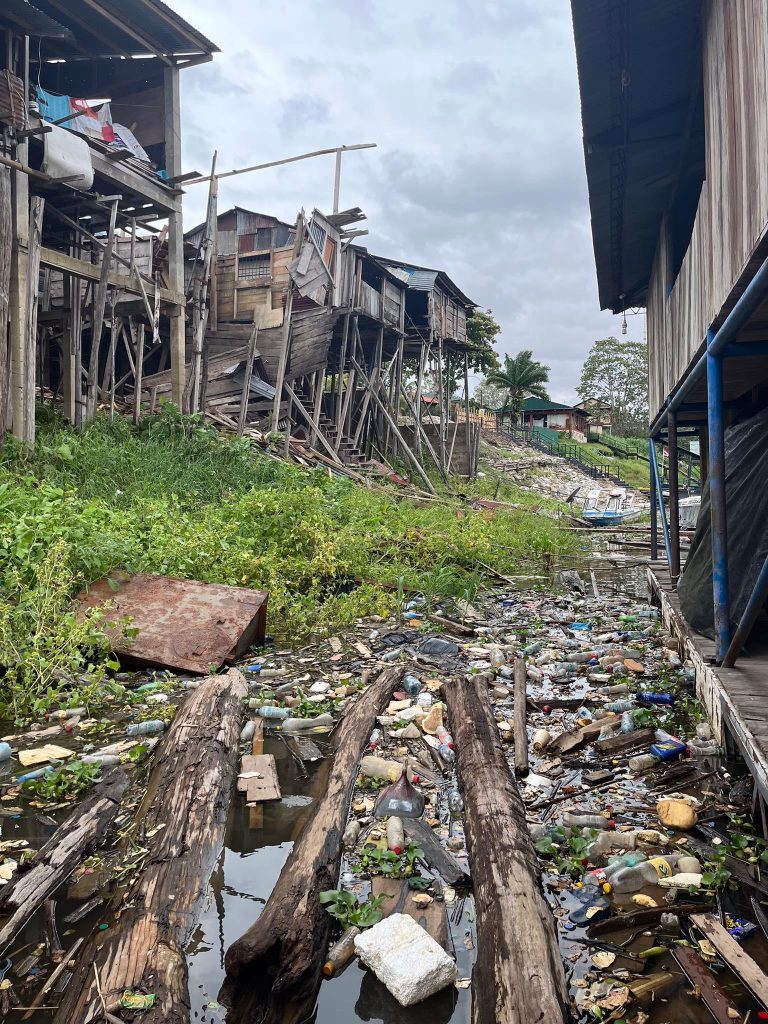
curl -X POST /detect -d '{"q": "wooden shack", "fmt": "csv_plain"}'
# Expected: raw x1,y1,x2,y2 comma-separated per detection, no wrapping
0,0,217,441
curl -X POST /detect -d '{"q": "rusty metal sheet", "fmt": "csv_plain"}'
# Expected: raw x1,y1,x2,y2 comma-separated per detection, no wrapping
76,573,268,674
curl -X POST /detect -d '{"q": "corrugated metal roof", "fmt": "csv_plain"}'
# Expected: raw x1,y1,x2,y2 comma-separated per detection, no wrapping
571,0,701,312
405,269,439,291
0,0,75,41
29,0,218,60
521,397,585,413
375,255,475,308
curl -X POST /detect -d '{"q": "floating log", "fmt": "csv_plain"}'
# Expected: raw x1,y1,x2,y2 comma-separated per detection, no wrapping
444,674,570,1024
53,667,247,1024
0,769,128,957
513,656,529,776
222,665,403,1023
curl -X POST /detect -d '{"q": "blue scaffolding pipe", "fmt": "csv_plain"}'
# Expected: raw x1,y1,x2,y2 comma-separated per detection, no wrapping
649,438,658,560
707,327,731,660
722,552,768,667
649,438,672,568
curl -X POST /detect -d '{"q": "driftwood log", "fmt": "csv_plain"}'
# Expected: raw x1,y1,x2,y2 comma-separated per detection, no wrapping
53,667,247,1024
0,768,128,957
222,665,403,1023
444,675,571,1024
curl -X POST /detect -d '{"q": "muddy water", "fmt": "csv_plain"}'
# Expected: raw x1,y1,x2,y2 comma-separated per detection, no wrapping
186,730,473,1024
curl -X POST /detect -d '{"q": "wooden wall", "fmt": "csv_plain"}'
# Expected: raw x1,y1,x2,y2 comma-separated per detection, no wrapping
647,0,768,416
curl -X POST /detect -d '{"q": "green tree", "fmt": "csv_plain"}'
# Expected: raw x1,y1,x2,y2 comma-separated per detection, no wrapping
486,350,550,420
577,337,648,436
466,308,502,377
472,379,507,411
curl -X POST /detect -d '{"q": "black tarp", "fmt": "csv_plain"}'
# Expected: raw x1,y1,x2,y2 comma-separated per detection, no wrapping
677,406,768,639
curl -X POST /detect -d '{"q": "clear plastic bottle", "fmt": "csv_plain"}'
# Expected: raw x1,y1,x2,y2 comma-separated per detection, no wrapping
607,699,635,713
628,753,659,773
342,819,361,848
322,927,362,978
438,743,456,765
435,725,454,749
489,648,506,668
368,728,383,749
257,706,291,720
403,674,422,697
620,711,635,733
126,720,165,736
448,789,464,815
561,812,611,830
386,816,405,853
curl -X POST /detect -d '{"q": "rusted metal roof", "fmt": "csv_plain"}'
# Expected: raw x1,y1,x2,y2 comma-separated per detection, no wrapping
77,573,268,674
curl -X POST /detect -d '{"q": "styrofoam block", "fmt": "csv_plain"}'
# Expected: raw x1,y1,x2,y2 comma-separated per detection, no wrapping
354,913,457,1006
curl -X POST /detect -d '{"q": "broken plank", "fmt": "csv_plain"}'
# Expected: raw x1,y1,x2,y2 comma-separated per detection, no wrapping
594,727,655,755
690,913,768,1008
672,946,739,1024
550,714,621,755
237,754,281,803
403,818,470,887
286,736,324,762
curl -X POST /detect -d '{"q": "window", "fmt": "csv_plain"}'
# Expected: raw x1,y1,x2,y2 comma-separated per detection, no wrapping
238,254,270,280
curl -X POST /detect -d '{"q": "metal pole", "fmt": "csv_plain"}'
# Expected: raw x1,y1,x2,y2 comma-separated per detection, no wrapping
649,438,672,567
722,553,768,667
667,410,681,582
649,437,658,560
707,327,731,661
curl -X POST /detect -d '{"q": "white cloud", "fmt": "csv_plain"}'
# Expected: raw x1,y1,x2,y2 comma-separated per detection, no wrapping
173,0,639,402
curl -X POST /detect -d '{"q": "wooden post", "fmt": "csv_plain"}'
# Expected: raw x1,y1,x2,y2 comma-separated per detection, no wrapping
187,152,218,413
237,322,258,436
164,66,185,409
444,676,570,1024
350,356,436,494
413,341,427,456
334,312,350,442
513,657,529,777
311,368,323,448
283,382,344,465
132,320,145,425
464,351,472,479
436,337,447,472
0,168,11,440
399,380,450,487
9,124,30,440
85,198,117,420
107,300,118,422
271,287,293,430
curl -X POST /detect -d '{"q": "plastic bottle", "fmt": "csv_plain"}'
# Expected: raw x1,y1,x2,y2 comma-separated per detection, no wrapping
146,693,169,704
17,766,54,783
447,789,464,815
126,720,165,736
695,722,712,740
360,756,404,783
386,816,405,854
687,739,725,758
322,927,361,978
586,830,638,858
603,683,631,695
562,812,612,830
523,642,542,656
498,666,515,680
598,721,617,740
240,720,256,743
438,743,456,765
343,819,361,848
403,675,422,698
416,692,433,708
257,706,291,720
49,707,86,720
532,729,551,751
609,855,686,893
607,699,635,713
81,753,121,766
0,743,11,762
283,713,334,732
368,728,383,750
435,725,454,749
575,707,594,725
549,662,580,679
135,681,161,694
620,711,636,734
638,692,675,706
628,753,659,773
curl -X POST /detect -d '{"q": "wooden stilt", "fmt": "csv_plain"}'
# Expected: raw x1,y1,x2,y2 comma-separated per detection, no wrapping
0,168,11,441
85,198,117,420
237,322,258,436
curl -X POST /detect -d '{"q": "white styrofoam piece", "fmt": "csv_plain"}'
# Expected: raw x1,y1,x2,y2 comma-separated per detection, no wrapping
42,122,94,188
354,913,457,1006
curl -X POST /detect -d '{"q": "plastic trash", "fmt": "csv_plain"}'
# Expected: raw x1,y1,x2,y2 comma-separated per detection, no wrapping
447,789,464,815
323,926,362,978
650,739,687,761
81,754,121,766
369,728,383,750
607,699,634,713
416,637,459,658
16,766,54,783
620,711,635,734
549,662,580,680
354,914,457,1007
562,812,612,830
403,675,422,698
416,692,433,708
374,774,425,818
586,830,638,858
628,753,659,773
49,707,86,719
361,756,405,783
126,720,165,736
257,706,291,720
386,816,405,853
603,683,631,695
569,890,611,926
638,692,675,706
489,648,506,668
283,713,334,732
435,725,454,749
240,720,256,743
0,743,11,762
695,722,712,740
687,739,724,758
532,729,551,751
598,721,617,740
575,707,594,725
437,743,456,765
343,819,361,848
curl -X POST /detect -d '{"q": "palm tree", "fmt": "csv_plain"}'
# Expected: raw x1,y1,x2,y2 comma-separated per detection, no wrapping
486,350,550,423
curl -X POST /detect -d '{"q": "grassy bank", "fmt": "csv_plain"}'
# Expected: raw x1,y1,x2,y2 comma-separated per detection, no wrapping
0,408,577,720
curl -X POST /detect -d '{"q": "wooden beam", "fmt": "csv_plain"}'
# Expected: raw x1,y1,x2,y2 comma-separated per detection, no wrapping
9,45,30,442
237,323,259,436
76,0,173,63
22,197,44,443
39,247,184,306
88,149,180,214
690,914,768,1008
283,382,344,465
0,168,11,442
85,199,117,420
163,66,185,408
513,657,529,777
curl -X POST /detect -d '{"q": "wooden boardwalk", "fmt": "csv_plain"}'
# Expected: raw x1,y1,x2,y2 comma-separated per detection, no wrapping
648,561,768,814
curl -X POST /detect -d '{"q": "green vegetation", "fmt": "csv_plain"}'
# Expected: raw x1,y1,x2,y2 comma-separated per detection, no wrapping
21,761,102,801
319,889,386,928
485,349,550,418
0,407,577,720
555,437,650,490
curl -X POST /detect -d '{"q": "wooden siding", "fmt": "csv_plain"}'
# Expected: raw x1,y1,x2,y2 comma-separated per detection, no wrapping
647,0,768,415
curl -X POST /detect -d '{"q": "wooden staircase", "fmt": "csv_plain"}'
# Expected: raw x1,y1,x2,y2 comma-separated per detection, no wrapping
291,383,366,466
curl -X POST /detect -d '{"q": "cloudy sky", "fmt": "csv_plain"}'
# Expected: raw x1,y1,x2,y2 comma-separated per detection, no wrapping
173,0,641,402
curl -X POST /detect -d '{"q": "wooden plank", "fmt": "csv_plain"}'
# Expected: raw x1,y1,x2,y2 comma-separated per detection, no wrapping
237,754,281,803
690,913,768,1008
370,877,449,950
513,657,529,776
672,946,739,1024
39,247,184,306
402,819,470,887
